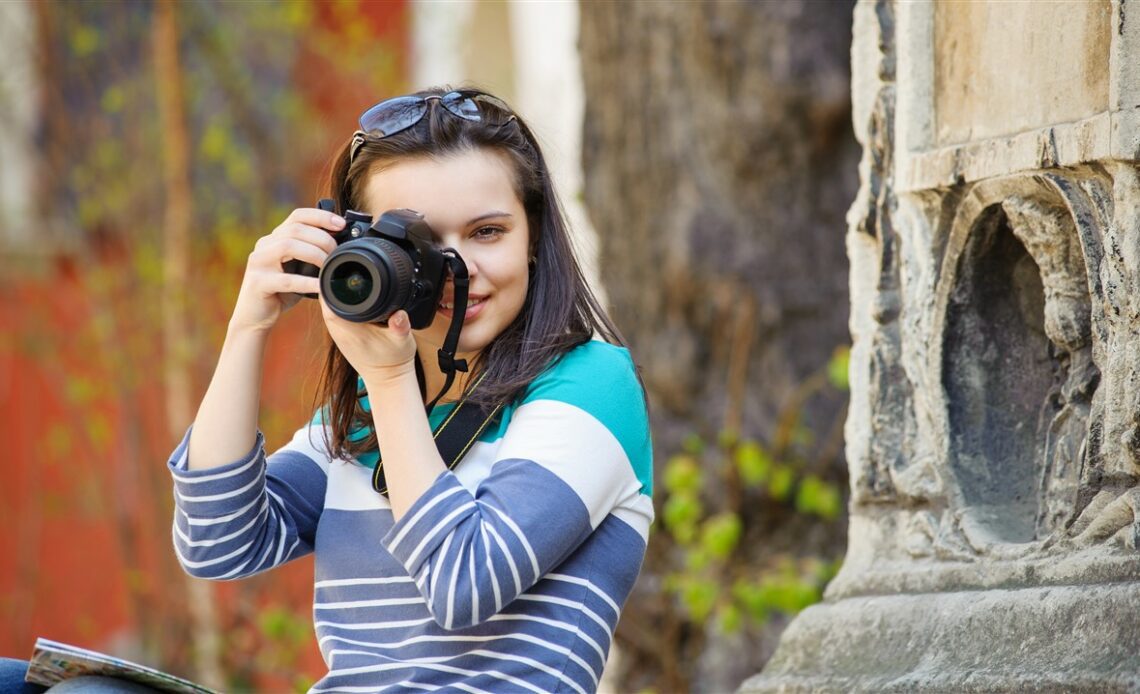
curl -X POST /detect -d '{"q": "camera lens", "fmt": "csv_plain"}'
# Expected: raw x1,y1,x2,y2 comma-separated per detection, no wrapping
319,238,413,323
329,262,374,306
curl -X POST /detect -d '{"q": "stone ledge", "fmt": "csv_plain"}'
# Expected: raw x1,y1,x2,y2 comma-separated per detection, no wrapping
740,582,1140,693
896,109,1140,192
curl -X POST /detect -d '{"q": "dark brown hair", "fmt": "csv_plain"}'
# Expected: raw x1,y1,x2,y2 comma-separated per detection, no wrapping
316,86,626,459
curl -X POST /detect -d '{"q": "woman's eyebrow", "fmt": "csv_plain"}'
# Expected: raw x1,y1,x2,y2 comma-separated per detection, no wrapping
465,211,512,226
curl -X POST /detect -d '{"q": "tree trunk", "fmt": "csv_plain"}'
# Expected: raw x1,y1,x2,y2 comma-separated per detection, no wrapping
580,3,858,691
153,2,224,689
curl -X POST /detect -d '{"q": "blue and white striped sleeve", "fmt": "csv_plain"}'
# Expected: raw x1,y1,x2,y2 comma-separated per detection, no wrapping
169,421,331,580
381,342,653,630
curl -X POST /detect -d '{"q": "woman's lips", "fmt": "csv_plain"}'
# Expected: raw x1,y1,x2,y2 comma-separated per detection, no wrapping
438,295,487,320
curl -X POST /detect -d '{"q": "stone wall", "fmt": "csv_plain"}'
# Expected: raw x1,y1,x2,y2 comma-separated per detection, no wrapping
743,0,1140,690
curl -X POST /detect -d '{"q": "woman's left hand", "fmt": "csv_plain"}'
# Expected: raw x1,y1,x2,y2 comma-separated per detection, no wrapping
319,298,417,384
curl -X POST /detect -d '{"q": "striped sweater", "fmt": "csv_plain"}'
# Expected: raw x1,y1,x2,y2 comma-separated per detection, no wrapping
169,340,653,693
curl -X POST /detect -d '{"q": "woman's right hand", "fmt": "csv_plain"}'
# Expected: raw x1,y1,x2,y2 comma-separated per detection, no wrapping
229,207,346,333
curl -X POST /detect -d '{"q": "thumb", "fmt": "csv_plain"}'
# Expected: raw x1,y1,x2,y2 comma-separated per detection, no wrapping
388,310,412,336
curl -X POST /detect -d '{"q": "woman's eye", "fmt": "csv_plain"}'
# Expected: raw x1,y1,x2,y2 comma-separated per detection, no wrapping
473,226,504,239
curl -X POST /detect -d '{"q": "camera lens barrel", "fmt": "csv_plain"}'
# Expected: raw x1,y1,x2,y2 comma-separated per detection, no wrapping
320,238,415,323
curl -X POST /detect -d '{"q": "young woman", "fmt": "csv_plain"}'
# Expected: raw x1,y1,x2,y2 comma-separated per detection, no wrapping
170,88,653,693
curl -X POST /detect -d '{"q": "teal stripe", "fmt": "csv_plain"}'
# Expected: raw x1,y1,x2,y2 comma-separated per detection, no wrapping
520,341,653,495
310,341,652,495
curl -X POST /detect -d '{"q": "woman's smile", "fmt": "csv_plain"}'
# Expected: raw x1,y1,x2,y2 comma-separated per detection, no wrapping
437,293,488,320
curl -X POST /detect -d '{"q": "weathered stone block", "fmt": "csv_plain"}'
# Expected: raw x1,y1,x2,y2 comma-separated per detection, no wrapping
745,0,1140,690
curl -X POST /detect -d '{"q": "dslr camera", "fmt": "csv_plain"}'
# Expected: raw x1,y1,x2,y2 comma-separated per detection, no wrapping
284,198,453,329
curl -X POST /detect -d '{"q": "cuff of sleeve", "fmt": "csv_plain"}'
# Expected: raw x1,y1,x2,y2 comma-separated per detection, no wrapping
382,471,474,577
169,426,267,515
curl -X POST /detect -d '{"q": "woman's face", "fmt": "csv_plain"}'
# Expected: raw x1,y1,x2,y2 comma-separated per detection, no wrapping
360,149,531,358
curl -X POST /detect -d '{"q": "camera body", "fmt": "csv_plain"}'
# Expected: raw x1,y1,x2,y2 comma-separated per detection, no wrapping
283,199,450,329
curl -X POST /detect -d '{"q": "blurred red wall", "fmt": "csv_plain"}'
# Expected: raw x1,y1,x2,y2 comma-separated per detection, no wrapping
0,1,409,689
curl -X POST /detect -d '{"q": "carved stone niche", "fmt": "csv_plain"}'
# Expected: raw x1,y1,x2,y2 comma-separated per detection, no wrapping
742,170,1140,692
935,176,1101,553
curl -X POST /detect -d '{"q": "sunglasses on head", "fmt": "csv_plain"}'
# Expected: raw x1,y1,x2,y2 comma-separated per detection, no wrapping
349,90,517,162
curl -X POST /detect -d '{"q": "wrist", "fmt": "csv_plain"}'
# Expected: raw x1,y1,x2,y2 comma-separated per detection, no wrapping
360,362,419,396
227,317,274,340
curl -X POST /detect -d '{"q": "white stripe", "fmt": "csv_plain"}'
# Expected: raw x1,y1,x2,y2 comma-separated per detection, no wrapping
282,537,300,563
323,460,391,511
494,398,642,530
445,541,464,629
468,548,479,624
315,597,425,610
310,661,545,694
313,617,435,632
430,535,453,602
318,632,599,686
251,533,276,572
266,491,289,566
315,576,414,589
516,594,613,635
182,496,263,526
483,502,540,580
480,525,503,612
387,484,466,552
326,648,586,694
483,524,522,596
174,502,267,548
611,493,655,544
175,537,253,570
546,573,621,616
176,473,261,503
404,501,477,569
487,612,607,663
170,452,260,484
216,550,259,580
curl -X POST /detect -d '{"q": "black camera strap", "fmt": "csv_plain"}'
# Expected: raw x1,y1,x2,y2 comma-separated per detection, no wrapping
424,251,469,412
371,373,504,496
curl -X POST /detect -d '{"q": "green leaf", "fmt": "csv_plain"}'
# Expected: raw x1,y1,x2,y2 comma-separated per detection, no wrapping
735,440,771,486
700,512,742,559
795,475,843,520
716,428,739,450
769,465,794,501
680,578,718,621
663,454,703,494
685,546,711,572
732,579,770,624
717,603,743,634
827,345,851,391
662,493,702,544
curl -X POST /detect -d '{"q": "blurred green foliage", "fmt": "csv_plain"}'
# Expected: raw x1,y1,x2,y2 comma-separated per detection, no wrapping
657,346,850,642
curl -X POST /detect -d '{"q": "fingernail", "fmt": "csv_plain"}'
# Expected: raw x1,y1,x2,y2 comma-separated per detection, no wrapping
331,215,346,228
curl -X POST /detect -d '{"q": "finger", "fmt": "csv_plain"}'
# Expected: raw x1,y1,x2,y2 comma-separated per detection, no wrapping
260,272,319,297
284,207,346,232
272,222,341,254
252,238,329,271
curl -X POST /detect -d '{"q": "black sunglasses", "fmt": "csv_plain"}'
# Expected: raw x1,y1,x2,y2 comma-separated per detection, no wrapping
349,90,516,162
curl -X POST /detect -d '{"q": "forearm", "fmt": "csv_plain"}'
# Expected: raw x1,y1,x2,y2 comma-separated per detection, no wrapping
186,322,270,470
363,368,447,520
